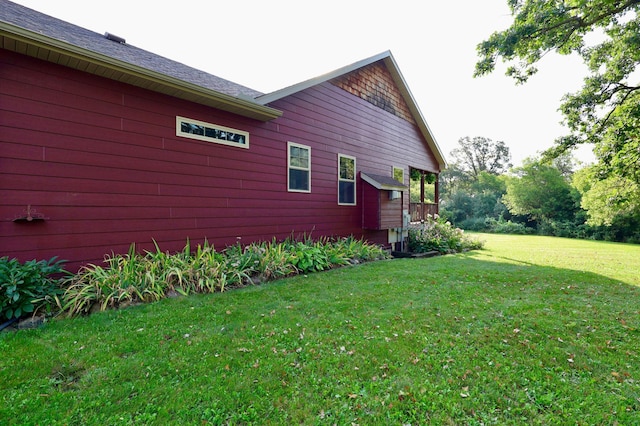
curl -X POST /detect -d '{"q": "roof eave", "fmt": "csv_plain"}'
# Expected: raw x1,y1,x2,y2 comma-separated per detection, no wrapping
381,55,447,170
256,51,447,170
254,51,394,106
0,22,282,122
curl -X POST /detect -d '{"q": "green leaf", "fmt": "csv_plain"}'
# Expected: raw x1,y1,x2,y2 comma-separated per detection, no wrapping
476,0,640,188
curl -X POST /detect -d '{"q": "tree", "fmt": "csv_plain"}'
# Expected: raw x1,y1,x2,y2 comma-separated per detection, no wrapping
440,138,510,225
438,163,473,197
572,165,640,226
449,136,513,179
503,158,581,223
551,151,580,178
475,0,640,183
440,170,509,225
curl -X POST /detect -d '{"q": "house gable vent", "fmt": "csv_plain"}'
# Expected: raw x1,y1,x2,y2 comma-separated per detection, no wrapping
104,32,126,44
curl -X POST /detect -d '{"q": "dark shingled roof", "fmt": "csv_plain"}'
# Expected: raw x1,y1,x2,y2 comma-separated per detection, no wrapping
361,172,407,191
0,0,263,99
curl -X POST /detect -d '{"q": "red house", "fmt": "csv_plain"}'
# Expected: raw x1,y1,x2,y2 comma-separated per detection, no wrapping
0,1,446,271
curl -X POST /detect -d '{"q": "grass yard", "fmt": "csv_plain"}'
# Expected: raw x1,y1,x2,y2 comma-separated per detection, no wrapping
1,234,639,425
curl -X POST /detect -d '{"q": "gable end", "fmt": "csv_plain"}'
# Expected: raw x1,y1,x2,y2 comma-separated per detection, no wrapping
330,62,415,125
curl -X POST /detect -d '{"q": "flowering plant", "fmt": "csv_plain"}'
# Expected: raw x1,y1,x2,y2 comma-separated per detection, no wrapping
408,214,483,254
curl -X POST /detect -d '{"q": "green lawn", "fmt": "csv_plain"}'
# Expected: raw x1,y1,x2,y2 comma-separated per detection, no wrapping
2,234,639,425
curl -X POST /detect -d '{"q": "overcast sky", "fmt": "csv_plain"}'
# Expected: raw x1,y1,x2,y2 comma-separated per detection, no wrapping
12,0,595,166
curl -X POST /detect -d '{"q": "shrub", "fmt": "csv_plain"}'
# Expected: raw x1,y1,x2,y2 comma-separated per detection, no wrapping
408,215,484,254
491,219,535,235
458,217,492,232
0,256,67,320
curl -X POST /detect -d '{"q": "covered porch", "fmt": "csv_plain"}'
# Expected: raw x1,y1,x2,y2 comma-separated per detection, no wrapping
409,167,439,222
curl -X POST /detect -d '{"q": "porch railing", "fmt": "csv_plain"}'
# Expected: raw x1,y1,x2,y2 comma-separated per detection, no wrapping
409,202,438,222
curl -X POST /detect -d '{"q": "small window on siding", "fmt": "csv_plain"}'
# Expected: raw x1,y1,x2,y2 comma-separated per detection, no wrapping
176,116,249,148
393,166,404,184
338,154,356,205
288,142,311,192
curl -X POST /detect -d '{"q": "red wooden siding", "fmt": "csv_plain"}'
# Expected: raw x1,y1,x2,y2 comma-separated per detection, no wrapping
361,184,403,231
380,196,403,230
362,183,381,230
1,49,439,270
266,72,440,233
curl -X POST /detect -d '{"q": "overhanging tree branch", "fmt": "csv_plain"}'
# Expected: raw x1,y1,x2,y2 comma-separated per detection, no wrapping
477,0,640,186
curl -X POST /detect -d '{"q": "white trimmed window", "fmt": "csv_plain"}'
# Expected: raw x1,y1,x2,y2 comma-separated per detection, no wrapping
176,116,249,148
288,142,311,192
393,166,404,184
338,154,356,205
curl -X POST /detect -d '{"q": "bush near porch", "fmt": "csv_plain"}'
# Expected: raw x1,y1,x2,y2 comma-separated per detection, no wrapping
408,214,484,254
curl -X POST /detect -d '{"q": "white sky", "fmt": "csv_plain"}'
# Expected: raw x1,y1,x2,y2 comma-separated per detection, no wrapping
12,0,596,166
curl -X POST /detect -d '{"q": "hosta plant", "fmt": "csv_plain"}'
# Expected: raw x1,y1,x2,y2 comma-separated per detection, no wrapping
0,256,67,319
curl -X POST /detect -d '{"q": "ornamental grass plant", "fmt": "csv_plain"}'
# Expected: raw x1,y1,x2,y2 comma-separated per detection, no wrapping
59,236,389,317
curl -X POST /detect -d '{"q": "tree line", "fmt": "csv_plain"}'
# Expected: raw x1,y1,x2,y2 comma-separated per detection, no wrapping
445,1,640,242
440,136,640,243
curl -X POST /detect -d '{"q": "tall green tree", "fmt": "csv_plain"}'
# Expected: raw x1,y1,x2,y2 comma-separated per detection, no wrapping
442,171,509,223
438,163,470,197
503,158,581,223
572,165,640,226
475,0,640,183
450,136,512,179
440,138,511,224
